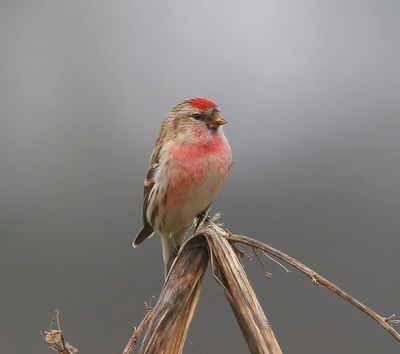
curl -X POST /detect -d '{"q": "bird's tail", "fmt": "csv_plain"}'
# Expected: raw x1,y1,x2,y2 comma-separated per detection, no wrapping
133,224,154,247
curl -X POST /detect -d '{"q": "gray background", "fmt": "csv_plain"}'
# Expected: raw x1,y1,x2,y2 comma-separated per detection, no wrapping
1,1,399,353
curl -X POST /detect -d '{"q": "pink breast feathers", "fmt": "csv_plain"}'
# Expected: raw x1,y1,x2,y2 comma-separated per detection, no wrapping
166,137,232,205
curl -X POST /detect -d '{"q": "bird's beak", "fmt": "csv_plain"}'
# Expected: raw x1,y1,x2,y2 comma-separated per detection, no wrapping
208,113,227,129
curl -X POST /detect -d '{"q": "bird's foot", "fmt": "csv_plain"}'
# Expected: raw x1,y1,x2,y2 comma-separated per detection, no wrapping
195,207,211,232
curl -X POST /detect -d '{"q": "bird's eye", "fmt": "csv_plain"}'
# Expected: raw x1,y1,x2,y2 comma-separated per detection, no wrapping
192,112,201,120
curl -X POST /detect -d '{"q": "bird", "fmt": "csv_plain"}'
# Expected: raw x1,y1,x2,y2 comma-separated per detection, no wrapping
133,97,233,276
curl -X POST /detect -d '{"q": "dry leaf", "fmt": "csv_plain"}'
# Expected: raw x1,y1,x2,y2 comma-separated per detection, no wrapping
44,330,63,345
65,342,79,353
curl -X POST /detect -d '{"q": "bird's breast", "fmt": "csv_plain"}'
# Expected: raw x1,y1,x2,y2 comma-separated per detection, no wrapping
150,132,232,234
164,135,232,205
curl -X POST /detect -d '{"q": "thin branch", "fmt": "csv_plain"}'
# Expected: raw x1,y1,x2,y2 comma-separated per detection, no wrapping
123,307,154,354
259,250,290,274
253,247,269,275
228,232,400,342
42,311,78,354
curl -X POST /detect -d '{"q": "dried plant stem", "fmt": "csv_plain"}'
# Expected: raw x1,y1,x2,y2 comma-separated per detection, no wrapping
45,221,399,354
205,223,282,354
42,311,78,354
125,222,399,353
228,232,400,342
138,236,209,354
135,226,283,354
123,308,154,354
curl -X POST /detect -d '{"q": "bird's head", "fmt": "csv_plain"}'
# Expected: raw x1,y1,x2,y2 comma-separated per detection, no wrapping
166,97,227,142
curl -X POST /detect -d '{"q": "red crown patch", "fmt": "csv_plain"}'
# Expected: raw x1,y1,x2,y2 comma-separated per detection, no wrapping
190,97,217,110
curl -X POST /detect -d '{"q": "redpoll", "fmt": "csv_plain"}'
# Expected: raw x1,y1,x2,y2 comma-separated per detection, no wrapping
133,98,233,276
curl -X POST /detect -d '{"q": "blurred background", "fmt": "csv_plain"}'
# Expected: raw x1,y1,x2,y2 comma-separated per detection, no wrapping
1,1,399,353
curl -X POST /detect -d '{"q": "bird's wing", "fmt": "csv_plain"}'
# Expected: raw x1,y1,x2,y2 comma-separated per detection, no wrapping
133,127,166,246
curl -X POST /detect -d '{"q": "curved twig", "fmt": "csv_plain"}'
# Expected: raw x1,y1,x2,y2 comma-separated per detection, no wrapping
123,307,154,354
228,232,400,342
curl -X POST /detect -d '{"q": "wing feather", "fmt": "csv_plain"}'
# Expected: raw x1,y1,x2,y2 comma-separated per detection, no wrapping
133,125,167,246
